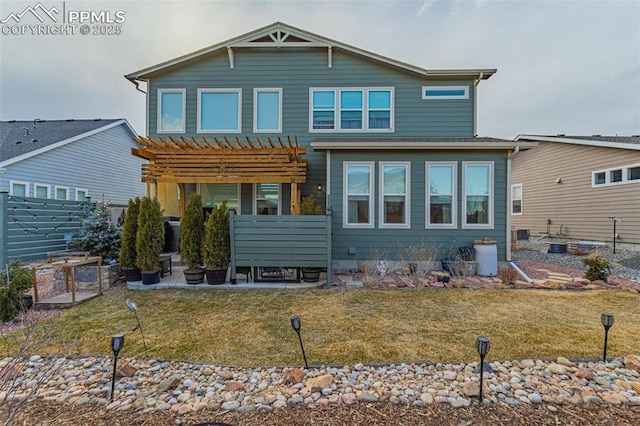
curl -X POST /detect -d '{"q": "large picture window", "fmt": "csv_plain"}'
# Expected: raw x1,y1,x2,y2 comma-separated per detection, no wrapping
198,89,242,133
379,162,410,228
426,162,456,228
254,88,282,132
310,88,393,132
344,162,374,228
463,162,493,228
157,89,185,133
511,184,523,215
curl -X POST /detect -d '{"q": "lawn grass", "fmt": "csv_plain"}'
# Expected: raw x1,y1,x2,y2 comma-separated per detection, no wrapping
1,289,638,367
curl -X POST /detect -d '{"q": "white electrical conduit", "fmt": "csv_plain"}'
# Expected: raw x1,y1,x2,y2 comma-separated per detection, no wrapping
508,261,532,283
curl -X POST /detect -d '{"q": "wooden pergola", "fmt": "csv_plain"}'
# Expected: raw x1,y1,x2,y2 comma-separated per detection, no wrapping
132,135,307,214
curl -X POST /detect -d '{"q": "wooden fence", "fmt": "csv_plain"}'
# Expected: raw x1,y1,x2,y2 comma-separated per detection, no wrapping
229,212,332,287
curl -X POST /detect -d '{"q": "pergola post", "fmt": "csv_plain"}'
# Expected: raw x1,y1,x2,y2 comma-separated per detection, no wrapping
291,183,300,215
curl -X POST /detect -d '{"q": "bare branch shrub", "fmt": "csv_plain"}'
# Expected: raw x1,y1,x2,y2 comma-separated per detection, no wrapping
498,266,518,284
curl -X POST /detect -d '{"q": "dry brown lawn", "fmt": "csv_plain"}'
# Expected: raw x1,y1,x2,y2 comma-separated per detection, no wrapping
1,288,638,366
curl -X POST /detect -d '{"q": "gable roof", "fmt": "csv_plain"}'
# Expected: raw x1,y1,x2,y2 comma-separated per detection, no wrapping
0,119,135,166
515,135,640,151
125,22,496,82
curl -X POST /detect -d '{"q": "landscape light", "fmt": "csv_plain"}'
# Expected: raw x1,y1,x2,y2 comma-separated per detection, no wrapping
601,312,614,362
110,334,125,402
126,298,147,351
290,316,308,368
476,336,490,402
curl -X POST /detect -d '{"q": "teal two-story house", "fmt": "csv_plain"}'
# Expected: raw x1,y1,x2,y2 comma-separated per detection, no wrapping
125,22,535,271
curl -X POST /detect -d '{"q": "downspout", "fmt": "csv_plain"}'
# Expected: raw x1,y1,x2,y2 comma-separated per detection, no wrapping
506,145,520,261
473,72,484,136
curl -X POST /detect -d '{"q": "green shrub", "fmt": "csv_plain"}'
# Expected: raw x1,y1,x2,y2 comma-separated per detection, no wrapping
118,197,140,269
70,201,121,261
180,193,205,269
135,197,164,272
300,194,321,215
202,200,230,270
0,260,34,322
583,252,611,282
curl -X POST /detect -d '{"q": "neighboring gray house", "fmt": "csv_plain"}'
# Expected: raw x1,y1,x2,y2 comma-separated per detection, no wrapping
124,22,537,267
512,135,640,250
0,118,147,205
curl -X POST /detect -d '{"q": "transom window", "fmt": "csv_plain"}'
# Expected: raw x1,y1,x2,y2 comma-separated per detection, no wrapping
198,89,242,133
422,85,469,100
426,162,456,228
511,184,523,215
344,162,374,228
157,89,185,133
463,162,493,228
310,88,393,132
379,162,410,228
255,183,280,215
10,181,27,197
593,163,640,187
254,88,282,133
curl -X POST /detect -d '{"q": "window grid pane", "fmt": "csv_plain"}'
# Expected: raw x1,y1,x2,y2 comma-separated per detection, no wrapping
346,165,371,224
465,164,491,225
201,92,239,131
256,91,280,131
594,172,606,185
340,91,363,130
629,167,640,181
610,169,623,183
160,92,183,132
312,91,335,130
428,165,454,225
35,186,48,198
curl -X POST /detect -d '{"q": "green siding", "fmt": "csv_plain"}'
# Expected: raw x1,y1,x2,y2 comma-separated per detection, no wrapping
328,151,508,261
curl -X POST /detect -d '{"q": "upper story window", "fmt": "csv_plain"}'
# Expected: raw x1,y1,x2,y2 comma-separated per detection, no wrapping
422,86,469,100
254,88,282,133
379,162,410,228
310,88,394,132
511,184,523,215
592,163,640,187
10,180,28,197
344,162,374,228
426,162,456,228
198,89,242,133
463,162,493,228
75,189,88,202
35,184,50,199
157,89,185,133
55,186,69,200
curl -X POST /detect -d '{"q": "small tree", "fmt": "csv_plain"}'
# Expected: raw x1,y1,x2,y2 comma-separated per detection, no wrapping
180,193,205,270
135,197,164,272
70,200,121,261
202,200,230,270
300,194,322,215
0,261,34,322
583,251,611,282
118,197,140,269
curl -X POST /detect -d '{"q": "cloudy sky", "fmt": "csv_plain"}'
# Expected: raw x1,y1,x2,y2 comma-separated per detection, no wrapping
0,0,638,139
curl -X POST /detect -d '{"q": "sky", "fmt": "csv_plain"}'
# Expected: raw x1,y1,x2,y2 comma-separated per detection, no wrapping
0,0,638,139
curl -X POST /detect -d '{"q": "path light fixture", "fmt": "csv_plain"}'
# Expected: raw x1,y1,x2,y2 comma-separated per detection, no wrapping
126,298,147,351
476,336,490,402
601,312,614,362
110,334,125,402
290,316,308,368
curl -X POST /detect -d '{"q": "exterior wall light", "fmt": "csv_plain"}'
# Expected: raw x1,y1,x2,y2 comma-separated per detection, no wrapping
476,336,490,402
601,312,614,362
291,315,308,368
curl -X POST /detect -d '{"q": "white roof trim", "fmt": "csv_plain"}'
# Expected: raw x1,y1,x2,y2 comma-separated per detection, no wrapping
125,22,496,81
516,135,640,151
0,119,137,168
311,141,538,150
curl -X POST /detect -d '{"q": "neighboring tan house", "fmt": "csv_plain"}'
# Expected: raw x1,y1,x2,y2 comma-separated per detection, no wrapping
124,22,537,268
512,135,640,250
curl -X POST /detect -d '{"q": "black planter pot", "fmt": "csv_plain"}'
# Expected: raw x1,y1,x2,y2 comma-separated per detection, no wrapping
301,268,321,283
21,295,33,311
141,270,161,285
122,267,142,282
184,268,205,285
205,268,227,285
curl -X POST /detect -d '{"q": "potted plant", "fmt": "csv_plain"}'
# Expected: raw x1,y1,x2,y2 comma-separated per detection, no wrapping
300,194,323,282
180,193,205,284
119,197,141,281
135,196,165,285
202,200,230,285
0,260,35,320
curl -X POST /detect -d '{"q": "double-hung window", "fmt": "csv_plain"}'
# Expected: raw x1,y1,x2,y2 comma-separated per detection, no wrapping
511,184,523,215
255,183,280,215
463,162,493,228
310,88,393,132
10,181,28,197
198,89,242,133
379,162,410,228
254,88,282,132
157,89,185,133
344,162,374,228
426,162,456,228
